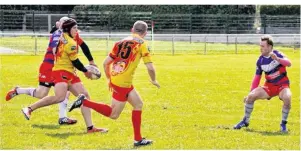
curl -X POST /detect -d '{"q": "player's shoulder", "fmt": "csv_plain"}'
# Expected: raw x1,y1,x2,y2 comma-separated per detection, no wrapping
273,49,286,58
61,33,76,45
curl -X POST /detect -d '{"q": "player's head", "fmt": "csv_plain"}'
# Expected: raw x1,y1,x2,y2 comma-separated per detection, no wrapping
62,18,78,38
131,21,148,38
260,35,274,56
57,16,69,29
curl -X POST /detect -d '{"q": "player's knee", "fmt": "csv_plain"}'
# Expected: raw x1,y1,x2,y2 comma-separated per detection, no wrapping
55,95,66,103
82,91,90,99
34,90,48,99
281,94,291,102
110,114,120,120
133,101,143,110
246,94,256,103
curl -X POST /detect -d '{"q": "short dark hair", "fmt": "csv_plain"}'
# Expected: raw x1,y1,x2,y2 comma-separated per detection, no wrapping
261,35,274,47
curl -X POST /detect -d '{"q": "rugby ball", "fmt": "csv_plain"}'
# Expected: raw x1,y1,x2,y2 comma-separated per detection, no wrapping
85,65,101,80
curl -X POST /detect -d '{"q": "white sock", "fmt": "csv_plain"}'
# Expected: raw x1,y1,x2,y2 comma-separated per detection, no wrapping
59,91,70,118
16,88,36,97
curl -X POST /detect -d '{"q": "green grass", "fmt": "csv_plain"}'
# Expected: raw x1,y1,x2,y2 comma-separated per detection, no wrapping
0,45,300,149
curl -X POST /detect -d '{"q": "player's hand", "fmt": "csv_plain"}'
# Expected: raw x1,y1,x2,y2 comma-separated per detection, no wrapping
150,80,160,88
84,71,93,79
270,52,279,61
243,96,247,103
55,21,60,28
107,80,113,92
89,61,98,67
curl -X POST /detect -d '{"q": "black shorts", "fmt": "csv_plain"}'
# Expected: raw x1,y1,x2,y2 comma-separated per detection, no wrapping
39,82,54,88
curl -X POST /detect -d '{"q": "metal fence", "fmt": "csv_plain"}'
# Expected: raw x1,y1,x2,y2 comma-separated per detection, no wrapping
0,10,300,34
0,33,299,55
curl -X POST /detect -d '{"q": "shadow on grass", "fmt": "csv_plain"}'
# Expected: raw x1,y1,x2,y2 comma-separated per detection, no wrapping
245,129,289,136
32,124,60,130
213,125,289,136
45,132,86,139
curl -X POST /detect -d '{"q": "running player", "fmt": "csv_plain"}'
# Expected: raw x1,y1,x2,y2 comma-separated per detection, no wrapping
234,35,292,132
20,18,107,133
5,17,96,125
68,20,160,146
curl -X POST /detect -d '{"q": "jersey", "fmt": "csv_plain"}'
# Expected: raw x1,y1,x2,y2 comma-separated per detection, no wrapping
43,29,62,65
53,33,79,73
255,50,289,85
109,34,152,88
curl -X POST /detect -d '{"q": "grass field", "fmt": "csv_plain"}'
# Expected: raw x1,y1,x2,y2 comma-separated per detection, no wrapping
0,42,300,149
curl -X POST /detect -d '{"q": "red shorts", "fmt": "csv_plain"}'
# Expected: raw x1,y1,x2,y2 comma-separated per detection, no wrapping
110,83,134,102
39,62,54,87
52,70,81,85
262,82,289,97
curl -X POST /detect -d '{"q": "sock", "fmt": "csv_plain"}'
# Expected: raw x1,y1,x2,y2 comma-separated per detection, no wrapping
58,98,68,118
87,125,94,130
132,110,142,141
244,103,254,123
58,92,70,118
28,107,33,113
16,88,36,97
282,108,290,122
83,99,112,117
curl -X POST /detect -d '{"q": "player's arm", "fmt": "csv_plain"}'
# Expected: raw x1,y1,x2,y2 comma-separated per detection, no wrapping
66,43,92,79
141,43,160,88
103,56,114,80
270,51,291,67
77,37,96,66
250,60,262,91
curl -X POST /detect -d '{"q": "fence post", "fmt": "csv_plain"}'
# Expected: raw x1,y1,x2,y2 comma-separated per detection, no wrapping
172,34,175,55
108,12,112,34
48,14,51,32
0,10,4,32
293,35,296,52
22,14,26,32
235,35,238,54
68,11,70,17
32,10,35,33
204,36,207,55
151,21,155,55
189,13,192,43
106,35,109,55
34,34,37,55
262,14,266,34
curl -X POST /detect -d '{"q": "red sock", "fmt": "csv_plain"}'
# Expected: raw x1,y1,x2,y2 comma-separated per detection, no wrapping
83,99,112,117
132,110,142,141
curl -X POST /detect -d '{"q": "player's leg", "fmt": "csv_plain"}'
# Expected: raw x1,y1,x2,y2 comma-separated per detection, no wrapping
234,86,270,129
279,87,291,132
127,88,152,146
68,82,108,133
69,94,126,119
58,91,77,125
21,82,68,120
6,62,52,101
5,85,50,101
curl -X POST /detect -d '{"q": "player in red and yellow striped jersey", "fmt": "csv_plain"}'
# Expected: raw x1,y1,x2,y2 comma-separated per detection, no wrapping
21,18,107,133
5,17,96,125
69,21,160,146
